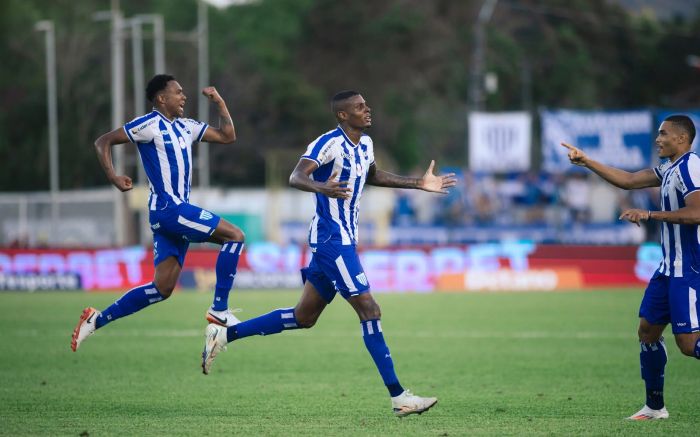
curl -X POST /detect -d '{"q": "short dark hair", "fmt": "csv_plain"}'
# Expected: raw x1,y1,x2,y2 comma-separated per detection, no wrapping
664,114,696,145
146,74,176,103
331,90,360,114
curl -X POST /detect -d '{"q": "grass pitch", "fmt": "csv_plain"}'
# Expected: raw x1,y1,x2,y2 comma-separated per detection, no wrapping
1,289,698,436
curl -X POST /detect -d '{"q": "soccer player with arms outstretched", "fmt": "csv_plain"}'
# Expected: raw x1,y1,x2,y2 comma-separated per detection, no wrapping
72,74,246,351
562,114,700,420
201,90,457,417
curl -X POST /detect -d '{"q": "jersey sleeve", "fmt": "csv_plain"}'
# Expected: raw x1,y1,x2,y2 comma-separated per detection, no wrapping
365,136,375,165
302,136,337,167
182,118,209,142
679,156,700,197
653,160,670,181
123,115,158,144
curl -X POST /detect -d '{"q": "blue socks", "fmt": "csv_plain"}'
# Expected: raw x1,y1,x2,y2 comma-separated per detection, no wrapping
640,338,667,410
227,307,298,342
95,282,165,329
361,319,404,397
212,241,244,311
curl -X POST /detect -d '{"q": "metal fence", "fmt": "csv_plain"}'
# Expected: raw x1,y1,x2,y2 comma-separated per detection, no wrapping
0,189,116,247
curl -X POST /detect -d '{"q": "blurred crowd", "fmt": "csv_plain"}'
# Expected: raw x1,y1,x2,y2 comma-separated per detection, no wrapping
391,170,661,242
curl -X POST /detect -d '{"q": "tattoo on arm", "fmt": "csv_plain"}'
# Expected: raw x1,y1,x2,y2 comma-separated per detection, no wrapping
368,169,419,189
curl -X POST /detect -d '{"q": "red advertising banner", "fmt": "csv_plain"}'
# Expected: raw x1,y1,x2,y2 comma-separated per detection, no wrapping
0,243,655,291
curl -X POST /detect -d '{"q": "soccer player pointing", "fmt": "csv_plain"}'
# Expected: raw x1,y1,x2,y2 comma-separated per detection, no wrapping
561,114,700,420
72,75,247,351
202,91,456,417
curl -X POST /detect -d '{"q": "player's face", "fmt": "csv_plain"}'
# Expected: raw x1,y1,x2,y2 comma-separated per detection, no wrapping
160,80,187,118
341,95,372,129
655,121,684,159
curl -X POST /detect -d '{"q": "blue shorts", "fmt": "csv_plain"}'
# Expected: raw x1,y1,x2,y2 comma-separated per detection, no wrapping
300,243,370,303
639,269,700,334
149,202,221,267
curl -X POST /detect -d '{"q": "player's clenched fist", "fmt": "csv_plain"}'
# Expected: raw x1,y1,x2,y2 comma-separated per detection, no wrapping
201,86,222,103
560,142,588,167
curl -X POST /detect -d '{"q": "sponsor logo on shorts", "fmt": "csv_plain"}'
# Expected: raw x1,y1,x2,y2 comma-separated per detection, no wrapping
356,272,368,286
199,210,213,220
676,322,687,327
151,222,161,230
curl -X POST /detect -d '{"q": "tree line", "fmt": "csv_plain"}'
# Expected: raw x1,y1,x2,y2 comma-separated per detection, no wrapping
1,0,699,192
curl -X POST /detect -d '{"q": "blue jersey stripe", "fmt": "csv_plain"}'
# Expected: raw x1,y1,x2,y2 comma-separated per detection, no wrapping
171,122,191,202
159,120,180,200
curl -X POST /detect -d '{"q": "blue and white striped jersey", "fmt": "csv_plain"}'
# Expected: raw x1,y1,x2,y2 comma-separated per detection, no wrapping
653,152,700,277
123,110,208,210
302,126,375,245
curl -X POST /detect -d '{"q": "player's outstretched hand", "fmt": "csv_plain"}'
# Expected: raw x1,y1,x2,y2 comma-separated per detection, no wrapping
322,170,352,200
418,160,457,194
560,142,588,167
202,86,223,104
111,175,133,192
619,208,650,227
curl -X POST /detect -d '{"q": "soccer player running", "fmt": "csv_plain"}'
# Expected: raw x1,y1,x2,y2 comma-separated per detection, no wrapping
72,74,246,351
561,114,700,420
201,91,457,417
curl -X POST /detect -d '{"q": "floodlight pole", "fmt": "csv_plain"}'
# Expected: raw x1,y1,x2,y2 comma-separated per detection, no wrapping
94,0,127,246
468,0,498,112
35,20,60,243
197,0,211,188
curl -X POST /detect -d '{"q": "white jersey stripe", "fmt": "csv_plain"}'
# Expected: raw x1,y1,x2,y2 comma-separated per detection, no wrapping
335,255,358,292
177,215,211,234
669,191,683,277
690,287,699,329
154,128,181,206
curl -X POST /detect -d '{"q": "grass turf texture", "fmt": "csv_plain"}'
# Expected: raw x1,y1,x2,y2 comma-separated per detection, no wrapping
1,289,698,436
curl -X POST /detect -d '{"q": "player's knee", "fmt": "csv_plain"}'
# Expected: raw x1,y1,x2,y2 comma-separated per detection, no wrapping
295,313,318,329
674,337,698,357
153,282,174,299
637,329,659,343
229,227,245,242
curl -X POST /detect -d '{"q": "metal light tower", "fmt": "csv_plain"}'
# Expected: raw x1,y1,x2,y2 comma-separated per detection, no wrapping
35,20,60,242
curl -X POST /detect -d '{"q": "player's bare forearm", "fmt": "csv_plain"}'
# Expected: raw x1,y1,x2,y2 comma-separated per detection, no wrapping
586,160,657,189
289,159,352,199
650,208,700,225
94,138,117,182
366,168,419,189
201,87,236,143
562,142,658,189
289,170,325,193
94,128,133,191
214,100,236,143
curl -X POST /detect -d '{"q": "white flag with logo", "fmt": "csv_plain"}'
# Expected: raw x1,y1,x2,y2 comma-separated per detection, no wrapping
469,111,531,172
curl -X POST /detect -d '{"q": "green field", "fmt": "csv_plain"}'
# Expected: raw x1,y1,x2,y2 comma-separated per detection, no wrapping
1,289,698,436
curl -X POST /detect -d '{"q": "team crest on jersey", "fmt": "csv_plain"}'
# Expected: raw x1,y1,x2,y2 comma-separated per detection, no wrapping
199,210,213,220
356,272,368,286
356,162,363,173
178,136,187,149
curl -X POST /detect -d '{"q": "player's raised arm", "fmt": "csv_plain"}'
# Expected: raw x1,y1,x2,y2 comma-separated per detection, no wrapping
288,158,352,199
560,142,659,189
200,86,236,144
366,160,457,194
94,128,133,192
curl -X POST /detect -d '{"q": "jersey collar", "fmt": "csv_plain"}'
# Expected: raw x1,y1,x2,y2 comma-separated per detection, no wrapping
153,109,177,124
337,125,361,148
